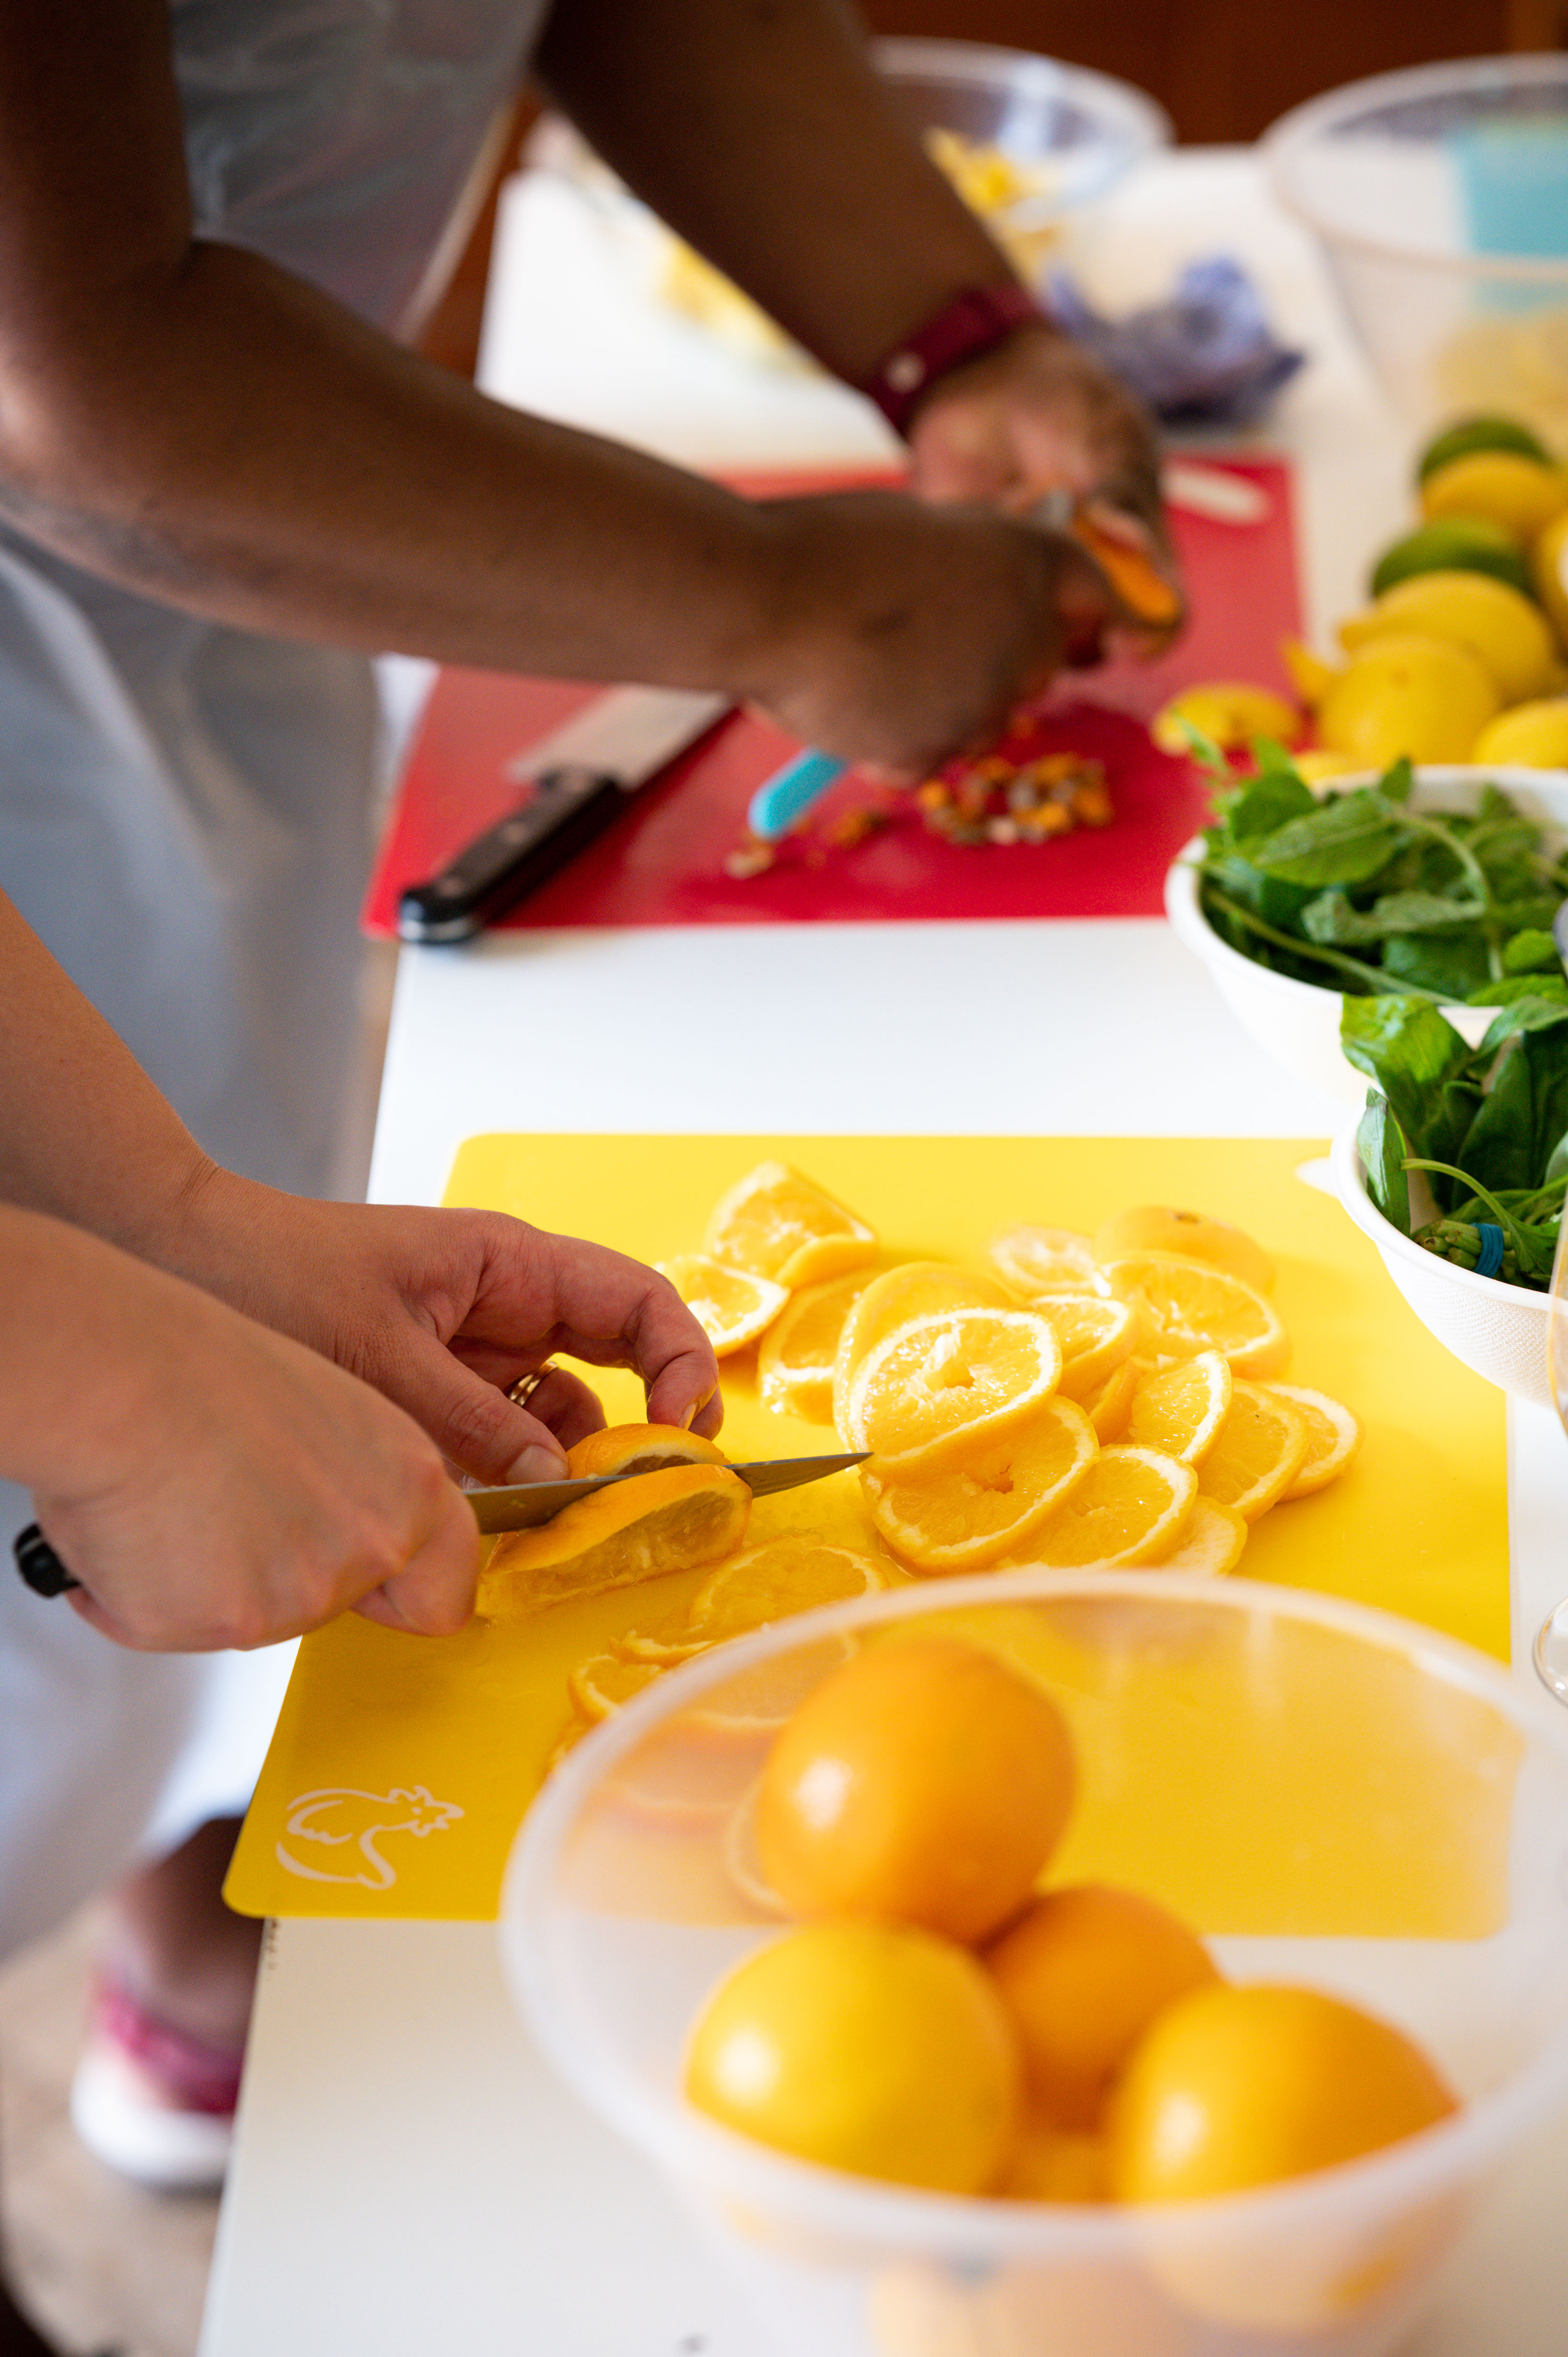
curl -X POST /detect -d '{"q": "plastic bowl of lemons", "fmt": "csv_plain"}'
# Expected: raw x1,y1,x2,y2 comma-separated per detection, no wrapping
1265,56,1568,442
1165,764,1568,1108
503,1570,1568,2357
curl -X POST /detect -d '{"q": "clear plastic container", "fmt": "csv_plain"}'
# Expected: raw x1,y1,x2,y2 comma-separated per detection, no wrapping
503,1571,1568,2357
872,38,1171,217
1265,56,1568,443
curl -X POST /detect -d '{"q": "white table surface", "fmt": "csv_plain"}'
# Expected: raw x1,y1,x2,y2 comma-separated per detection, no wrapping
201,148,1568,2355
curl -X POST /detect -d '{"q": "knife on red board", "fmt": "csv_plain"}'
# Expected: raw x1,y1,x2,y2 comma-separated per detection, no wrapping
396,684,732,942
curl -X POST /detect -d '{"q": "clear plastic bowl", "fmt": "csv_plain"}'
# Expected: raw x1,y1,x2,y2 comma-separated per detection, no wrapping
1162,764,1568,1108
872,37,1171,215
502,1572,1568,2357
1264,56,1568,442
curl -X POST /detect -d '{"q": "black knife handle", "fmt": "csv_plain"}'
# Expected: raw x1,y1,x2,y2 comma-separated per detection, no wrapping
14,1522,79,1597
397,765,624,943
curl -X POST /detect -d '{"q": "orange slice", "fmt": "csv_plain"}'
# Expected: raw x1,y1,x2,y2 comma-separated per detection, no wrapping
568,1651,667,1722
1031,1293,1143,1401
987,1226,1109,1300
1083,1357,1136,1442
1094,1206,1275,1295
688,1536,890,1642
657,1252,788,1354
611,1618,712,1665
1028,1445,1197,1569
843,1307,1063,1471
1149,1494,1248,1576
704,1161,877,1288
862,1396,1097,1572
758,1272,873,1423
833,1263,1011,1410
567,1422,729,1478
1267,1384,1363,1501
1126,1350,1232,1465
1197,1383,1310,1521
484,1463,752,1613
1103,1254,1289,1379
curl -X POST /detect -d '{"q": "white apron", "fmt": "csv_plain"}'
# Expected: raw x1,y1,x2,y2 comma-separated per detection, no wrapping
0,0,547,1957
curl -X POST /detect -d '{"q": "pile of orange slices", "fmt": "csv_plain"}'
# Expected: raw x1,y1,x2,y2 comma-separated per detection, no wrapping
521,1180,1362,1761
834,1202,1359,1578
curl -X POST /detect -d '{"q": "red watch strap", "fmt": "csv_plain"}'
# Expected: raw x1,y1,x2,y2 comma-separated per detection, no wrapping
862,282,1048,436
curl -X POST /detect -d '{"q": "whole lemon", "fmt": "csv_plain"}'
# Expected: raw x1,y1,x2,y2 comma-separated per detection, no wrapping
1151,682,1299,756
1472,697,1568,767
685,1919,1021,2191
1420,449,1568,540
1531,507,1568,647
987,1884,1220,2131
1109,1983,1457,2202
1317,634,1497,766
1338,569,1558,703
755,1635,1075,1942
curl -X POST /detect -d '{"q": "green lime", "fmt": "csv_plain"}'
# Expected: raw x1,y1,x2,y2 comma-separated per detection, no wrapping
1369,516,1535,600
1416,416,1552,484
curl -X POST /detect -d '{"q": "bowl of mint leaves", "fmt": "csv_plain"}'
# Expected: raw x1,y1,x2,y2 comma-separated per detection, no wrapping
1165,753,1568,1108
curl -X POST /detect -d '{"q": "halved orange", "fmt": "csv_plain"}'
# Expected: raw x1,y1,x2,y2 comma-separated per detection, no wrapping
1028,1445,1197,1569
1093,1207,1275,1295
1102,1254,1289,1379
862,1396,1097,1572
688,1536,890,1641
568,1651,666,1722
841,1307,1063,1471
1083,1358,1136,1442
1149,1494,1248,1577
1266,1384,1363,1500
833,1263,1011,1418
758,1272,873,1423
987,1226,1109,1300
567,1422,729,1478
1126,1350,1232,1466
705,1161,877,1288
657,1252,788,1355
1197,1383,1310,1521
485,1463,752,1612
1030,1293,1143,1401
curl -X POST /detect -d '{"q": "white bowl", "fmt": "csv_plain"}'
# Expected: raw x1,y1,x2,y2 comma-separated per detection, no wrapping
1163,765,1568,1107
1331,1118,1553,1404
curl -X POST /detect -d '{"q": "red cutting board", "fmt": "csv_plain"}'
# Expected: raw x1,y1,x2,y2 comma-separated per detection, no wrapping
363,457,1299,934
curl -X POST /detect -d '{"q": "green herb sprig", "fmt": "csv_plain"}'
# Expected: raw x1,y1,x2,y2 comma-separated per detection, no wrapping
1189,734,1568,1005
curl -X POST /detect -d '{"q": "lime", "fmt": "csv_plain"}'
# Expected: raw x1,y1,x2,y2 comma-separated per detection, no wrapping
1417,415,1551,484
1369,516,1533,600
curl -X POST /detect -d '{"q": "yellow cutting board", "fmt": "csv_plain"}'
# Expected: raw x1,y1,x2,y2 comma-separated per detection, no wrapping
226,1135,1509,1924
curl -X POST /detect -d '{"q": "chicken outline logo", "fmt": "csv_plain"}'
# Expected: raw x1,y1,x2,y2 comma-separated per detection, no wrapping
275,1785,465,1891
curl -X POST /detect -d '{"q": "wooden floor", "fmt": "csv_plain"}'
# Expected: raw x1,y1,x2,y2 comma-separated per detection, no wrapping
0,1913,218,2357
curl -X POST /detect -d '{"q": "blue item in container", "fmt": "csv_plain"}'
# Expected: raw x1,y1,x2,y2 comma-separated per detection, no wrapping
1455,121,1568,260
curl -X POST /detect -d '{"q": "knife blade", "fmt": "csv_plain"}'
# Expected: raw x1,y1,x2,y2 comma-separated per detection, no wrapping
398,685,731,944
465,1452,869,1536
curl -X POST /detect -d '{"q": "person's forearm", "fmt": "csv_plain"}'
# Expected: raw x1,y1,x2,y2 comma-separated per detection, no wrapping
0,892,212,1258
0,1205,182,1494
1,239,796,684
537,0,1024,384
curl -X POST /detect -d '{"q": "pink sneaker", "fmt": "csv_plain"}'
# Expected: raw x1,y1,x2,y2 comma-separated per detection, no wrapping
69,1977,244,2192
